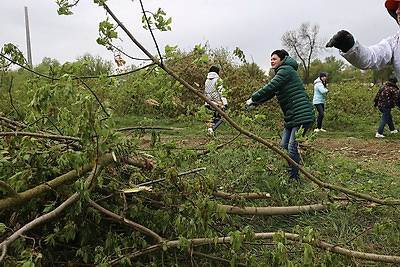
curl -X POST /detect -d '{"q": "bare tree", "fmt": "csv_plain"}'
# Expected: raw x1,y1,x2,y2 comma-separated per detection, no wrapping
281,22,323,84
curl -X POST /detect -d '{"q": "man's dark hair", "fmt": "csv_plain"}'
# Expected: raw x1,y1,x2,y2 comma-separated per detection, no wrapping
389,77,398,84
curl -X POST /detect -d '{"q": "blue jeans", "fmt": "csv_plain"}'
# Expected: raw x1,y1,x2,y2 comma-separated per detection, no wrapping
314,104,325,129
280,123,310,180
377,107,395,134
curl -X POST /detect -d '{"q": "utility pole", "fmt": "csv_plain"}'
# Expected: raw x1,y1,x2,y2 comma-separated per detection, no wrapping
24,6,33,66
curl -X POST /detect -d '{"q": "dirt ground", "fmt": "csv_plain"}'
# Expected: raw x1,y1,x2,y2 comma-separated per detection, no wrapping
139,131,400,176
313,137,400,162
312,136,400,176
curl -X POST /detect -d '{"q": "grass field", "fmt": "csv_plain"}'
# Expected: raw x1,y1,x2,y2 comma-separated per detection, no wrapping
112,108,400,265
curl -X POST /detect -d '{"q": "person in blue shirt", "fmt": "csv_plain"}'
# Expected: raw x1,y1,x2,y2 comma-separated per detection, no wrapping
313,72,329,132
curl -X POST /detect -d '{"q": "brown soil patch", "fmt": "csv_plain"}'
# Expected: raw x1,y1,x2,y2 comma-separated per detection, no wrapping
312,136,400,176
313,137,400,162
135,130,400,176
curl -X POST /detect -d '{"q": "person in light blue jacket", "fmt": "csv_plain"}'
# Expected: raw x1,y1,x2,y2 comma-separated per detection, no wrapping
313,72,329,132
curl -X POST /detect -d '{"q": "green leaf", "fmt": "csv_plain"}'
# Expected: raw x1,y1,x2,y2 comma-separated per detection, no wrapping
0,223,6,234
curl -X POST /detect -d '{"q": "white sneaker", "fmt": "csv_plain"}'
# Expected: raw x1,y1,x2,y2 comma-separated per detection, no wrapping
375,133,385,138
313,128,320,132
319,128,327,132
207,128,214,134
391,130,398,134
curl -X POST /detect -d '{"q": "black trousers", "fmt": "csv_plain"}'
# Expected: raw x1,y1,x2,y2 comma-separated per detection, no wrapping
206,105,224,131
314,104,325,129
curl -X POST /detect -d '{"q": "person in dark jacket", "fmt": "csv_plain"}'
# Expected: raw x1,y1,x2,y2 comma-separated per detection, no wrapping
374,77,399,138
246,49,315,181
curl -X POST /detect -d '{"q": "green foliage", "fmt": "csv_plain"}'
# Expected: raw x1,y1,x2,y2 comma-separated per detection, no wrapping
318,81,377,132
1,43,28,68
97,19,119,50
142,8,172,32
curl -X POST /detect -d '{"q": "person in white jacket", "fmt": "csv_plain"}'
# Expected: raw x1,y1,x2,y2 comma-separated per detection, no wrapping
326,0,400,79
313,72,329,132
204,66,228,134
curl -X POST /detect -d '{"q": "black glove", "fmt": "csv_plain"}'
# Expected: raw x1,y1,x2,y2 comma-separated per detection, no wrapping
326,30,355,53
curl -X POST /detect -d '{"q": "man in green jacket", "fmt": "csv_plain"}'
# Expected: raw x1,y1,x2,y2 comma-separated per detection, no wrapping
246,49,315,181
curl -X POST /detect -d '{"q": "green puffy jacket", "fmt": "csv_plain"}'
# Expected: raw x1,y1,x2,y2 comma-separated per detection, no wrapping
251,56,315,129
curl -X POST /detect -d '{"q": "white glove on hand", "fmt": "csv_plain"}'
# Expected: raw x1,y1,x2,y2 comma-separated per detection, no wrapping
246,98,253,106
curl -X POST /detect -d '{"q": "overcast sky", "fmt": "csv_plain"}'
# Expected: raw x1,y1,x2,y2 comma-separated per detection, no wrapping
1,0,399,72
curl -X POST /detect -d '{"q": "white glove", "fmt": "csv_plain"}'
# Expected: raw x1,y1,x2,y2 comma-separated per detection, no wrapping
246,98,253,106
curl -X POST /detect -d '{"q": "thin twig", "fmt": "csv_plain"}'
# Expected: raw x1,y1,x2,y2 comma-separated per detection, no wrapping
138,0,163,64
115,126,183,132
191,251,246,266
7,76,23,122
75,77,110,117
196,132,242,156
88,198,164,242
0,131,81,142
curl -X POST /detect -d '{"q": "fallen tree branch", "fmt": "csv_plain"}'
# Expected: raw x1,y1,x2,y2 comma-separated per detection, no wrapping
88,198,164,243
217,203,337,215
0,159,106,262
0,153,114,211
0,193,80,262
0,153,153,210
137,167,206,186
121,155,156,171
92,167,207,204
0,181,20,198
109,232,400,265
0,131,81,142
213,191,271,200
